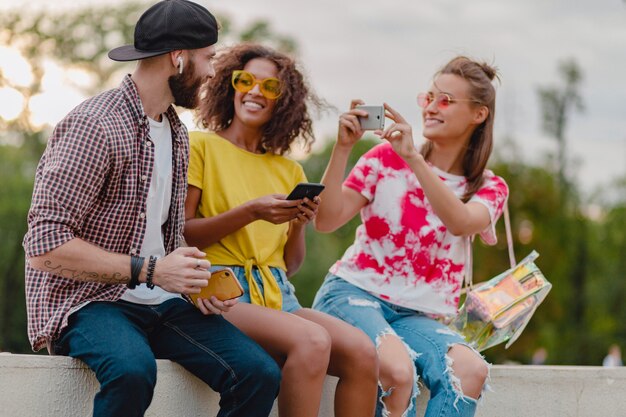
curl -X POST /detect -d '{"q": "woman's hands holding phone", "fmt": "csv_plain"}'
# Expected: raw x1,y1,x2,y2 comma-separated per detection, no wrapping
377,103,421,162
334,99,418,161
248,194,302,224
291,196,320,226
337,99,368,149
248,194,320,226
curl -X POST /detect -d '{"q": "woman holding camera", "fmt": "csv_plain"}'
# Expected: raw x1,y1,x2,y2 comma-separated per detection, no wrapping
312,56,509,417
184,43,378,417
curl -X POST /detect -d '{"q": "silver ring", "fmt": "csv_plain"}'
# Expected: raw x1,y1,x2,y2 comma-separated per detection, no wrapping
196,259,200,268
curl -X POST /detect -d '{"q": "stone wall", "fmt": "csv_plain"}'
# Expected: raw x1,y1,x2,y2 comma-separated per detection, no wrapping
1,353,624,416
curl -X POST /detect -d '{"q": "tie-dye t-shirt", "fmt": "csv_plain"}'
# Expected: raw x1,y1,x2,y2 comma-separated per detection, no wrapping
330,143,508,317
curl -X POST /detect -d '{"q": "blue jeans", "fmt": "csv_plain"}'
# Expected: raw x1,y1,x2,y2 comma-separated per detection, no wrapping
313,274,485,417
213,265,302,313
53,298,281,417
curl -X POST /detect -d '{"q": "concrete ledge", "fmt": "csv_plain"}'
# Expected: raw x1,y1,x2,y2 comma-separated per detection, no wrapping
1,353,625,416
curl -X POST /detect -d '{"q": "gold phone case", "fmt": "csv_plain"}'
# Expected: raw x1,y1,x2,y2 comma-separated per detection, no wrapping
189,268,244,305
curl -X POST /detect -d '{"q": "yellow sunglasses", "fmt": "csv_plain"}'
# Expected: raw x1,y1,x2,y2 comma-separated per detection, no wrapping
231,70,282,100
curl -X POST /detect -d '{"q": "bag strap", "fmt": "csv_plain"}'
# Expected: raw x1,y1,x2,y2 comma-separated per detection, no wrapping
465,198,516,291
503,200,516,269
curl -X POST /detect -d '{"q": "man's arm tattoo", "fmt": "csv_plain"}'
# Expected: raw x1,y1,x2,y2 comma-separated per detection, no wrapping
43,260,130,284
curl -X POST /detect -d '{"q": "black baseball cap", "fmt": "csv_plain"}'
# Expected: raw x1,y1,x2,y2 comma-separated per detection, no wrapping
108,0,218,62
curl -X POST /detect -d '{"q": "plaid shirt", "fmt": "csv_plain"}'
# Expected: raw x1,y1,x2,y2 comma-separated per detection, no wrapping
23,75,189,352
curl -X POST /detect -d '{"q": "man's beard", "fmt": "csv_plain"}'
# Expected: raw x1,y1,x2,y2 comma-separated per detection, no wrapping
168,60,204,109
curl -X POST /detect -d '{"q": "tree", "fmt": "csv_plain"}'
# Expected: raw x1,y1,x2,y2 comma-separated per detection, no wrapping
534,58,589,364
585,177,626,363
537,58,584,201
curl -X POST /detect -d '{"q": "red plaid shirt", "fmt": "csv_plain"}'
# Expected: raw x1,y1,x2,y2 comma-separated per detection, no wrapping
23,75,189,352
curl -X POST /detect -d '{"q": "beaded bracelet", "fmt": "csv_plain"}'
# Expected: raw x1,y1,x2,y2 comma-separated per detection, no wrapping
146,255,157,289
128,255,145,289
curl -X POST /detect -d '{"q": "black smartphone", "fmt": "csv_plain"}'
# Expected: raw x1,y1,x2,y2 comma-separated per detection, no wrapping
286,182,325,200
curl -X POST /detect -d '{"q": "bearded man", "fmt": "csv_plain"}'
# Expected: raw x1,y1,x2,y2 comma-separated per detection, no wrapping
22,1,280,416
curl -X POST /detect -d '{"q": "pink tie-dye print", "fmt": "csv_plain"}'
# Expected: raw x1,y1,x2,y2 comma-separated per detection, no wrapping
329,143,508,317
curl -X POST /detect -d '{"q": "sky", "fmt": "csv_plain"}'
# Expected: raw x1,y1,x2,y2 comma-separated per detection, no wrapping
1,0,625,196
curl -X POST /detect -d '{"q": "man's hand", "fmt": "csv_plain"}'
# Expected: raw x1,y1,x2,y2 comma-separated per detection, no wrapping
151,247,211,294
376,102,420,162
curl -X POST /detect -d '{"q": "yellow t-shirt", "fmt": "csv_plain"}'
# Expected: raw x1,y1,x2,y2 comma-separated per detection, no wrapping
188,131,307,309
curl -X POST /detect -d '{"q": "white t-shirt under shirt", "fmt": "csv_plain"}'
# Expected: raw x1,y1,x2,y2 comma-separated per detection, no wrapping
121,115,180,305
330,143,509,317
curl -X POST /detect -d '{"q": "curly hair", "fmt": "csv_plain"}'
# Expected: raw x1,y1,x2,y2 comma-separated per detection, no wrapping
196,43,323,155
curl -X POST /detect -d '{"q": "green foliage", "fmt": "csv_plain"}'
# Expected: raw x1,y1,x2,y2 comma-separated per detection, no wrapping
585,179,626,363
0,144,37,352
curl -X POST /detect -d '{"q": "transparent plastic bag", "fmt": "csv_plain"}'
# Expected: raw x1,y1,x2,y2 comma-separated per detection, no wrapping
449,251,551,352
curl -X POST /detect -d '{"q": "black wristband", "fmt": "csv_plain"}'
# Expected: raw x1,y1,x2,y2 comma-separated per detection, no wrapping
128,256,144,289
146,255,157,289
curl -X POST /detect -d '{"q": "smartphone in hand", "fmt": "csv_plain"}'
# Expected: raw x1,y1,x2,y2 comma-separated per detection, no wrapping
286,182,325,201
189,268,244,305
356,105,385,130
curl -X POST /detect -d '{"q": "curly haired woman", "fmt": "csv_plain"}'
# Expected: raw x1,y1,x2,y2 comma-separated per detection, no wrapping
184,43,378,417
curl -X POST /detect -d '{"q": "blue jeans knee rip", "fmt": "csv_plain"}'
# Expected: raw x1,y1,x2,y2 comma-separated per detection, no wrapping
371,325,491,417
435,322,491,408
444,342,491,411
375,328,420,417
